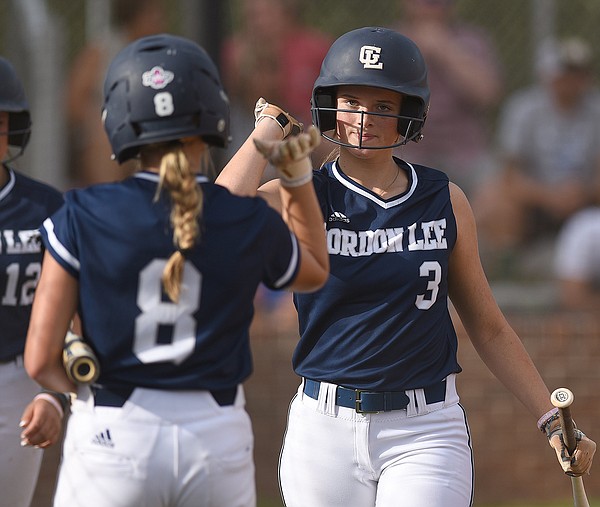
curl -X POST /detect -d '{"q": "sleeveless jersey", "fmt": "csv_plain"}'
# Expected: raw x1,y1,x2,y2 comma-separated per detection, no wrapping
294,158,460,390
0,167,63,361
41,172,299,391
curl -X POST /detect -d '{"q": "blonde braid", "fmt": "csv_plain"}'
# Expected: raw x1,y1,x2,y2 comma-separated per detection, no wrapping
155,144,203,302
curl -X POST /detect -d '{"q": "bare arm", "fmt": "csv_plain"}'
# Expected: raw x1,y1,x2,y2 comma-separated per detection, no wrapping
255,127,328,292
447,183,552,419
217,119,280,197
25,251,78,393
217,98,301,205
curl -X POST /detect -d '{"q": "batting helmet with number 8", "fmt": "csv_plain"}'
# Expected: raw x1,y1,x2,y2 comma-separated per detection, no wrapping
102,34,231,163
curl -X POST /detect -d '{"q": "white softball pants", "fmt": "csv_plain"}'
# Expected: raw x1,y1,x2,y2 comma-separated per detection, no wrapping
279,375,474,507
0,356,44,507
54,385,255,507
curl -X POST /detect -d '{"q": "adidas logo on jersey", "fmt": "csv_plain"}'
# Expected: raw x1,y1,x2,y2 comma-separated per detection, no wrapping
329,211,350,223
92,428,115,448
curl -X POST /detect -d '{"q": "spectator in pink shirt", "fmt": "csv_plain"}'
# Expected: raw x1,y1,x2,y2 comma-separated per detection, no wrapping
221,0,332,164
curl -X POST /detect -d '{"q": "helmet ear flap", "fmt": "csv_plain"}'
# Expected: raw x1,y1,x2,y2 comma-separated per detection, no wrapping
398,97,427,143
0,57,32,153
311,89,337,132
7,111,31,149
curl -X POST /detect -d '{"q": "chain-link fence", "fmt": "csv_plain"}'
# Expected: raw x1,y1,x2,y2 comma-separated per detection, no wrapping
2,0,600,189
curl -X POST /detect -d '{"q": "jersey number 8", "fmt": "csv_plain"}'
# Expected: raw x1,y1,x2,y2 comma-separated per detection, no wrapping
134,259,200,364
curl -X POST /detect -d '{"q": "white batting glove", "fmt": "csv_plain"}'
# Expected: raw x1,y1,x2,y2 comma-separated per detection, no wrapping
253,125,320,187
254,97,303,139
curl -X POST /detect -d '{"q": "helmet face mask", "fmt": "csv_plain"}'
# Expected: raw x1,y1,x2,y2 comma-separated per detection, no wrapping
311,27,429,150
0,57,32,155
102,34,231,163
314,104,424,150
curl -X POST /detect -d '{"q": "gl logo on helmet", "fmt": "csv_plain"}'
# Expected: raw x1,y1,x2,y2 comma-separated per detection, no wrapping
359,45,384,70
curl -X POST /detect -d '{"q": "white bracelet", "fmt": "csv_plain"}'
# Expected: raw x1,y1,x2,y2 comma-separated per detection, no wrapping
279,171,313,188
537,407,559,432
33,393,64,419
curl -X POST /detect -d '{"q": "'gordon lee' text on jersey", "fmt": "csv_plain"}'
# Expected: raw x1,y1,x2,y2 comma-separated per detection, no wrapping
294,158,461,391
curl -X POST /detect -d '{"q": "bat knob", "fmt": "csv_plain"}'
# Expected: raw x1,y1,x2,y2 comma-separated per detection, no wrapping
551,388,574,409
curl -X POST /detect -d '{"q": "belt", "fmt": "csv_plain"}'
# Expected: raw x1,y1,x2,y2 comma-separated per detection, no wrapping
93,386,238,408
303,378,446,414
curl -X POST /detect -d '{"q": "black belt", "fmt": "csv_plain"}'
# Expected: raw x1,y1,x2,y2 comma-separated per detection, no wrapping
93,386,238,408
303,378,446,414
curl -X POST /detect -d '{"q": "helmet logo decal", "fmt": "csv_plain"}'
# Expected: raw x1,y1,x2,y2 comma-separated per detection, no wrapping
359,46,384,69
142,66,175,90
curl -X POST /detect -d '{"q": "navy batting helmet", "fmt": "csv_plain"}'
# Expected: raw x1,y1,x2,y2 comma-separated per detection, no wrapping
0,57,32,151
312,27,429,149
102,34,230,163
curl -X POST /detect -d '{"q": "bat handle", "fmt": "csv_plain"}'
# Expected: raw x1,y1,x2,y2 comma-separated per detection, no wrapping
551,388,590,507
557,405,578,455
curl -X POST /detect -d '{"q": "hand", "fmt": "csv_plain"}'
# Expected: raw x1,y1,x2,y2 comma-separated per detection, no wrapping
548,426,596,476
254,97,303,139
254,125,320,187
19,396,65,448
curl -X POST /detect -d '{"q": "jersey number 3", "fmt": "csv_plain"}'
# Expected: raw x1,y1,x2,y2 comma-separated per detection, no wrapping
415,260,441,310
134,259,200,365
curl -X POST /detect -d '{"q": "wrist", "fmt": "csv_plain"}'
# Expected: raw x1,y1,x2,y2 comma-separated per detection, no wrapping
34,390,69,418
537,407,559,435
254,115,286,140
278,166,313,188
254,97,303,139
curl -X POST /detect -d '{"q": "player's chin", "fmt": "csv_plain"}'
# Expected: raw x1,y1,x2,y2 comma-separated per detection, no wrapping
346,143,385,158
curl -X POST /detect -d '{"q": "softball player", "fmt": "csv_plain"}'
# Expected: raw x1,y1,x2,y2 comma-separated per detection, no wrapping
217,27,596,506
0,56,66,507
24,34,328,507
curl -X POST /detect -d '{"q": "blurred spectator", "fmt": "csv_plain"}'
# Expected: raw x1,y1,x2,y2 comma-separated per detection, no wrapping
476,37,600,279
65,0,166,186
554,207,600,309
394,0,503,197
221,0,332,165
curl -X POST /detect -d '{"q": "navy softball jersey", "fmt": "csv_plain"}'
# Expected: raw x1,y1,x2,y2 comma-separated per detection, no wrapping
41,172,299,391
0,168,63,361
294,158,460,391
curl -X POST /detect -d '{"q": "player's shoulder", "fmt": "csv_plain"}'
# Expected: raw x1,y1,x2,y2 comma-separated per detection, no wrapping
9,170,64,214
13,170,62,199
403,159,448,181
208,181,273,219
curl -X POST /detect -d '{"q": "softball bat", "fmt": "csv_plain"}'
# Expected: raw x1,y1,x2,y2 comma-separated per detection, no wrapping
550,388,590,507
63,331,100,384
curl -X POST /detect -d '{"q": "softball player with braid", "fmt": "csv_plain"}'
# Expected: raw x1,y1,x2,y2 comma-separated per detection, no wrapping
24,34,327,507
0,56,66,507
217,27,596,506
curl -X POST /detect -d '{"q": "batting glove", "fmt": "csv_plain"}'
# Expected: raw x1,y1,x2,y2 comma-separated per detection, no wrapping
546,419,596,476
254,97,303,139
254,125,320,187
